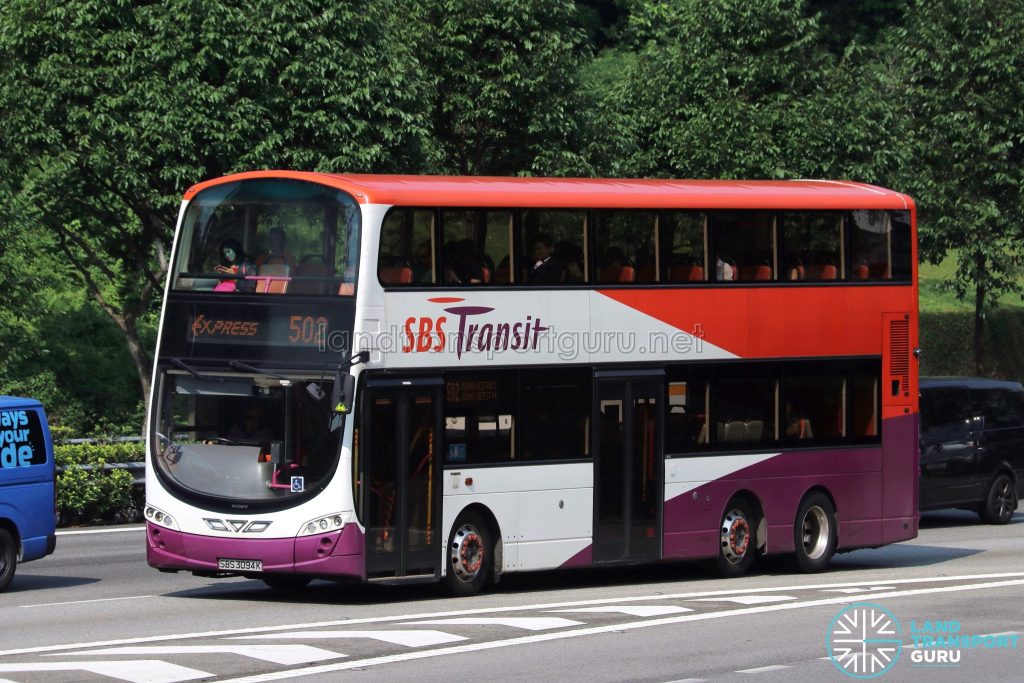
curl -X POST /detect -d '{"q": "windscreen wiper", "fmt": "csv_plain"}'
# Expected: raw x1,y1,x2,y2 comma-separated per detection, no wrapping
170,358,215,381
228,360,293,385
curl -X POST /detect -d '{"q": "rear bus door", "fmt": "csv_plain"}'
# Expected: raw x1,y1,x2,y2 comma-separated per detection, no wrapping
593,370,663,564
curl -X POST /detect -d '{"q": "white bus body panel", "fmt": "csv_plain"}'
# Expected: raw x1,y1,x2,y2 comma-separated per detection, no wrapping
442,463,592,574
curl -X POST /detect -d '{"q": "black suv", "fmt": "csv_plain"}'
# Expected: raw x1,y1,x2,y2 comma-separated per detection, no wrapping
919,377,1023,523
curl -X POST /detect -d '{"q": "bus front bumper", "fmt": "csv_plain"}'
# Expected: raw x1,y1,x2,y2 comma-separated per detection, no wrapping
145,522,365,580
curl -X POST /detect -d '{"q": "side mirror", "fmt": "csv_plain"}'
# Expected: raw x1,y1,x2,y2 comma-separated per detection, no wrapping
330,372,355,431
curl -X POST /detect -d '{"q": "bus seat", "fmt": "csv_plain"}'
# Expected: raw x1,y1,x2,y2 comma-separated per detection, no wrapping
738,264,771,281
670,264,703,282
696,421,708,444
338,282,355,296
290,259,329,295
854,262,869,280
481,267,491,283
256,263,289,294
819,264,838,280
617,266,635,282
722,420,746,443
380,266,413,284
869,263,890,279
743,420,764,441
637,264,657,282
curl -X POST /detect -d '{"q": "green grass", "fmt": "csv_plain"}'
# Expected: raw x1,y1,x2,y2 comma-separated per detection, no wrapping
918,259,1024,313
918,259,1024,380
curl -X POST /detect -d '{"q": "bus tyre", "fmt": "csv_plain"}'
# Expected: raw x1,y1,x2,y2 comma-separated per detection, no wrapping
444,511,492,597
715,500,758,578
980,473,1017,525
262,575,312,592
793,493,837,573
0,528,16,593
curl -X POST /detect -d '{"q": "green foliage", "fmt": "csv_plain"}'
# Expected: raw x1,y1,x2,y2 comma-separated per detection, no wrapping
885,0,1024,370
425,0,592,175
54,442,143,525
596,0,900,180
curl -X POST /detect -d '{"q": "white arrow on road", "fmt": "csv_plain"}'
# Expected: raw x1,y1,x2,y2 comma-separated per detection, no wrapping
0,660,210,683
546,605,693,617
402,617,583,631
688,595,796,605
230,630,467,648
57,644,344,666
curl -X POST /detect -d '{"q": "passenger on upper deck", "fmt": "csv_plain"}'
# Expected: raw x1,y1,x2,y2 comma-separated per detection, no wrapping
214,238,257,292
255,228,298,272
445,239,485,284
527,236,563,284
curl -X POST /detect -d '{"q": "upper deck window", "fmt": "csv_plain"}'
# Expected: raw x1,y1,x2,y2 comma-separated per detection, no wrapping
849,210,911,281
711,212,776,282
172,179,360,296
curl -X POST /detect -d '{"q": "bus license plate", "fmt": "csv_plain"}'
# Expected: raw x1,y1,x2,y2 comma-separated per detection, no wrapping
218,558,262,572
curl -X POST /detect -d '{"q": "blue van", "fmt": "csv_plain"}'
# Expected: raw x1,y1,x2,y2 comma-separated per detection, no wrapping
0,396,56,591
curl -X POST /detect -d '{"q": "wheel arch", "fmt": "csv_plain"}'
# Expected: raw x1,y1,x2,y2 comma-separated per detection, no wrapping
723,489,766,552
0,518,21,560
796,485,839,542
450,502,503,580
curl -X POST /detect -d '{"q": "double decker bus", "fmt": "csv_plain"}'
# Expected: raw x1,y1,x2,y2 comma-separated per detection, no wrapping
146,173,919,594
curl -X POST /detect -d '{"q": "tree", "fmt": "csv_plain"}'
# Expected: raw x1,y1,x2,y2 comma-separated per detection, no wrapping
423,0,592,175
888,0,1024,372
591,0,901,181
0,0,439,416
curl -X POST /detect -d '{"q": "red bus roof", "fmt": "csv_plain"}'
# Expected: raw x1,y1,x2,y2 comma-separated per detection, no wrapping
183,171,914,211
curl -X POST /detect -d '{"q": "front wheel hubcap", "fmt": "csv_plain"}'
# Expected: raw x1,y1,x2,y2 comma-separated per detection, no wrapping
720,509,751,564
450,524,484,581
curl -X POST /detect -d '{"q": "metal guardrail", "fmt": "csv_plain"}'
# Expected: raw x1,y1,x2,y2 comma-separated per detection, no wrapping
61,436,143,444
55,462,145,486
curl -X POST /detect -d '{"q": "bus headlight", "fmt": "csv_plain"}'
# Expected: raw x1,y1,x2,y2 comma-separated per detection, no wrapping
145,504,179,530
298,512,347,536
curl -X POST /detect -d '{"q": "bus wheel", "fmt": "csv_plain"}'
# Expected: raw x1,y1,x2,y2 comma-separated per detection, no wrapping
980,473,1017,525
0,529,16,592
262,575,312,592
793,493,837,573
715,500,757,578
445,511,492,596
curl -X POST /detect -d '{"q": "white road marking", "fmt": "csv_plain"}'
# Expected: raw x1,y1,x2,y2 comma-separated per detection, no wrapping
57,645,343,666
4,572,1024,658
662,679,706,683
21,595,155,609
736,665,791,674
403,617,583,631
820,586,895,594
688,595,795,605
0,660,209,683
214,578,1024,682
547,606,693,617
230,630,467,647
55,526,146,536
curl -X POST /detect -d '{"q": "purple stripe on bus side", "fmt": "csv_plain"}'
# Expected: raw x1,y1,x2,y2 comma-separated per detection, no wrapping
662,413,918,560
558,544,593,569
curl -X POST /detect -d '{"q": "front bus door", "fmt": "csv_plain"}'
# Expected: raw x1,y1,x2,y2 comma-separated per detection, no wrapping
360,379,442,579
594,371,663,564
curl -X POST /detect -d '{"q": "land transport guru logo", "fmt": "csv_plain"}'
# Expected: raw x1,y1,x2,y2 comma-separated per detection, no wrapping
826,602,1020,677
401,297,548,359
827,603,903,678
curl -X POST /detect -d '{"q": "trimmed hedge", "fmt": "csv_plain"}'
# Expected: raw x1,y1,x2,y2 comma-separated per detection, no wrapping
920,309,1024,381
54,441,144,526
